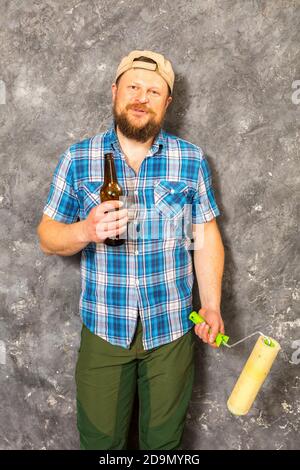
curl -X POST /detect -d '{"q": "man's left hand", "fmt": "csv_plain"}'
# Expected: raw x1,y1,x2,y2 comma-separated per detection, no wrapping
194,307,225,349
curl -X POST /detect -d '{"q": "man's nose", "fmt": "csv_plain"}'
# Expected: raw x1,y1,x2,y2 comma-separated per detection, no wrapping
135,89,149,103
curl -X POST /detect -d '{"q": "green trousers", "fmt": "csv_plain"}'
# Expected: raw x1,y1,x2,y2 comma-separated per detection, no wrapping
75,316,195,450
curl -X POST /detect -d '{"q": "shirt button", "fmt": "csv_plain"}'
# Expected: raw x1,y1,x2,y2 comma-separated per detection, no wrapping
170,189,175,194
135,250,139,255
136,279,139,286
134,190,138,195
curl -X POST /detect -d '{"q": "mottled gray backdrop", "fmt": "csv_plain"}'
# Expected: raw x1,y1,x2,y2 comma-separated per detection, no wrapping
0,0,299,450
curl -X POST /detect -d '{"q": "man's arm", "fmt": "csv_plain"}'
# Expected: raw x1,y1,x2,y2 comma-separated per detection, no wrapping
192,218,225,347
37,201,128,257
37,214,90,256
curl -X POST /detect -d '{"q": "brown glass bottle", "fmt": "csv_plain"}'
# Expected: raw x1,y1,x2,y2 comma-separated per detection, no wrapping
100,152,125,246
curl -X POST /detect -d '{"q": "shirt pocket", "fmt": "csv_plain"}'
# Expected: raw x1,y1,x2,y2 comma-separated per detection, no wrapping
78,182,101,218
154,180,189,220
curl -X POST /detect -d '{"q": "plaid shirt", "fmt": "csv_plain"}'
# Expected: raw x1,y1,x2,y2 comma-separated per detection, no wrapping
43,120,220,350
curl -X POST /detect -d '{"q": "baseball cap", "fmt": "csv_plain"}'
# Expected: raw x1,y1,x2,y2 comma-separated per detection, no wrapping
115,50,175,94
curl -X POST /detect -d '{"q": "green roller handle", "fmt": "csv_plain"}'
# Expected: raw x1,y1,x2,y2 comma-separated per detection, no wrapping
189,311,229,347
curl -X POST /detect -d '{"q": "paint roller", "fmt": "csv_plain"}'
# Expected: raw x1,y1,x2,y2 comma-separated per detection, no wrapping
189,311,281,416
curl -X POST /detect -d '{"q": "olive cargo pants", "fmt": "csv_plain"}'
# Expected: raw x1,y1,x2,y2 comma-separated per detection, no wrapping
75,316,195,450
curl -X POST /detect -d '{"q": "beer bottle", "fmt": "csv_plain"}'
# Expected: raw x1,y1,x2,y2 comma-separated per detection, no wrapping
100,152,125,246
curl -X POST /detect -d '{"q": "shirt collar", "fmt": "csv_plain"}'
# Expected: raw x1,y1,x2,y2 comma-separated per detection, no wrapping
103,119,165,157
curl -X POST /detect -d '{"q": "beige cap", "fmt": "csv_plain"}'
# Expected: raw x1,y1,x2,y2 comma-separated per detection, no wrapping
115,50,175,94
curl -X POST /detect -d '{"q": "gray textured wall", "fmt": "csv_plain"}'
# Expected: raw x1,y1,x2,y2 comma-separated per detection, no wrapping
0,0,299,450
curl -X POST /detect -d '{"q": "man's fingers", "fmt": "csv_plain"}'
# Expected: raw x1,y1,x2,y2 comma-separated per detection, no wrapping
101,218,128,232
97,200,123,215
194,311,225,348
195,323,205,337
202,324,210,343
102,208,128,222
195,321,222,346
196,322,209,343
106,225,127,236
209,322,220,344
98,224,127,239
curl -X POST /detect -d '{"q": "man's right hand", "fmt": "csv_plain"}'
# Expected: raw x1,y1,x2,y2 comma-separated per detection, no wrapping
81,200,128,244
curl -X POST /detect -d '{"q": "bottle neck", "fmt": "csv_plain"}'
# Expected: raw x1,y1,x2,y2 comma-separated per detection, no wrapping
104,154,117,184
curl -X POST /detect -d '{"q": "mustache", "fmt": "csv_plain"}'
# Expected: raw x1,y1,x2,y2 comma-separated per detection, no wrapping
126,104,154,114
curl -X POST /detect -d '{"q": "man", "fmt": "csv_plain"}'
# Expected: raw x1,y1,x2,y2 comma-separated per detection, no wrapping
37,50,225,450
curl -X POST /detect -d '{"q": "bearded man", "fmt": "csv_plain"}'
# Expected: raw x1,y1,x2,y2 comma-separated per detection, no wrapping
37,50,225,450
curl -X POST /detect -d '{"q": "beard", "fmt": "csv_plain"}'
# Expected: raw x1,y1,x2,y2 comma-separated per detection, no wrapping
113,101,164,143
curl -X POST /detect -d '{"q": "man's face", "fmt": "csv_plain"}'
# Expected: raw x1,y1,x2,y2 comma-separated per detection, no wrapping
112,68,172,143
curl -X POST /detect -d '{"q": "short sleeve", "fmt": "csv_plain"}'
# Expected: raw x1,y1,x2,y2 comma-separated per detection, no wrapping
192,156,220,224
43,149,79,223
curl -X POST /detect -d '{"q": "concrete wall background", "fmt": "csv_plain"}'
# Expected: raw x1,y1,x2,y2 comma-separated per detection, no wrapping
0,0,299,450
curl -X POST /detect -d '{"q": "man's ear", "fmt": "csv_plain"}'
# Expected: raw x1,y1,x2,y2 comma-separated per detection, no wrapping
165,95,173,110
112,83,117,102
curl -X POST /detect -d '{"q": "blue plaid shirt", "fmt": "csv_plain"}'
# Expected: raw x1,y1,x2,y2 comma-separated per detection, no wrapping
43,120,220,350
